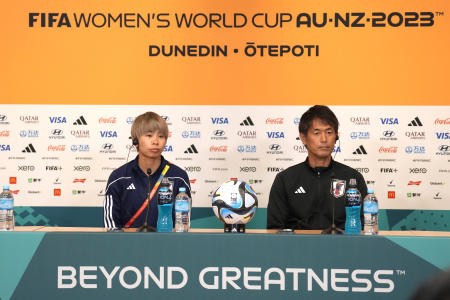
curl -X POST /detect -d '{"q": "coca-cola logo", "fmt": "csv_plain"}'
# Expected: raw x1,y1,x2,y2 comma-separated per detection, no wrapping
266,118,284,124
47,145,66,151
209,145,227,152
435,118,450,125
98,117,117,123
379,146,398,153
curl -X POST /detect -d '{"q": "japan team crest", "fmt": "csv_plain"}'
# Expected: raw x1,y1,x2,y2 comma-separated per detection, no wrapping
331,179,346,198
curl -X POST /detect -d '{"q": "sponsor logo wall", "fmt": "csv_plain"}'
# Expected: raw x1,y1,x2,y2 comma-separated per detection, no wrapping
0,105,449,210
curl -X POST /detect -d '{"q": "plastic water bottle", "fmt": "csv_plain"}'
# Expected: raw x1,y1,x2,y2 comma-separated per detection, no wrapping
345,179,361,235
363,188,379,235
157,178,173,232
0,185,14,231
175,187,191,232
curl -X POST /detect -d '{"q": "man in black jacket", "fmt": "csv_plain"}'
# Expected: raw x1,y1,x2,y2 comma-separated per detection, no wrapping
267,105,367,230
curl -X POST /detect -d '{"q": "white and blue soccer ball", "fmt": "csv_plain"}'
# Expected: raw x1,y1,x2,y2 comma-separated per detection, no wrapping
212,180,258,225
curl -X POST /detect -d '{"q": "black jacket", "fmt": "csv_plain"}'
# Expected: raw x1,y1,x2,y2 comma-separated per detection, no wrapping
267,158,367,230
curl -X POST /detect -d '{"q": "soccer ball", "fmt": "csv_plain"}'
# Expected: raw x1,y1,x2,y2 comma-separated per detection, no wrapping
211,180,258,225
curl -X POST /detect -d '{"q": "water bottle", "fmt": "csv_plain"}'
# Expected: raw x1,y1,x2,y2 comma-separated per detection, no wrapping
345,179,361,235
0,185,14,231
363,188,379,235
157,178,173,232
175,187,191,232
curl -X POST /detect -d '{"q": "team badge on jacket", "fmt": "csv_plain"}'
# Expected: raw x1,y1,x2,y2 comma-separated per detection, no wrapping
331,179,346,198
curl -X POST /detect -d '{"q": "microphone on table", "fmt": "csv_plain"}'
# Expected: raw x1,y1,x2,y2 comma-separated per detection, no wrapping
322,172,344,235
138,168,156,232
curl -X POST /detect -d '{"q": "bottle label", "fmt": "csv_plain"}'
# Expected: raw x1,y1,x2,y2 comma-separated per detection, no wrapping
346,190,361,206
364,202,379,213
175,200,189,212
0,198,13,210
158,188,172,205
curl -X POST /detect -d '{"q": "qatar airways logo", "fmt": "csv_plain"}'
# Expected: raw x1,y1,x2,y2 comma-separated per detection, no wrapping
266,118,284,125
19,115,39,124
350,117,370,125
57,266,396,293
182,117,201,125
71,130,90,138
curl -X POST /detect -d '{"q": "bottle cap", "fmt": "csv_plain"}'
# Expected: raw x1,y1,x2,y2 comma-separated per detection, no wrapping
179,187,186,192
3,185,9,190
367,188,374,194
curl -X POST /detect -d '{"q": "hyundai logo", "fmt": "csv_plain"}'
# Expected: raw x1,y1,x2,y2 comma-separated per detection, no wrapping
269,144,281,150
383,130,395,137
52,129,63,135
214,130,225,136
0,115,6,121
439,145,449,151
102,143,113,150
161,116,169,121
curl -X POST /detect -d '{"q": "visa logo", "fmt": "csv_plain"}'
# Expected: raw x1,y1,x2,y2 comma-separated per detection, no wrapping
163,145,173,152
380,118,399,125
0,144,11,151
49,117,67,124
436,132,450,139
266,132,285,138
211,117,229,124
332,146,341,153
100,131,117,138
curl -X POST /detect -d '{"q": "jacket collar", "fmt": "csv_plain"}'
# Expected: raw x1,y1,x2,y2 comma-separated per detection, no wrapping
304,157,334,174
131,155,167,177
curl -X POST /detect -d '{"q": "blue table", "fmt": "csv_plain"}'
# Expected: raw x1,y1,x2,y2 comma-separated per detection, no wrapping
1,229,449,300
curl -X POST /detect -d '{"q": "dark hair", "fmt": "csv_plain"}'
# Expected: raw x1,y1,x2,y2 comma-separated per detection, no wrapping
409,270,450,300
298,105,339,136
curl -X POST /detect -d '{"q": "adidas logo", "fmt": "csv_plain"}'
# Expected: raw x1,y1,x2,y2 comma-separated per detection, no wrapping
22,143,36,153
353,145,367,155
408,117,423,126
126,183,136,190
240,117,254,126
184,144,198,154
294,186,306,194
73,116,88,125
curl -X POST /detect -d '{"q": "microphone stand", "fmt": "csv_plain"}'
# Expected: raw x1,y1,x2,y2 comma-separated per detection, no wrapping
322,177,344,235
321,197,344,234
138,168,156,232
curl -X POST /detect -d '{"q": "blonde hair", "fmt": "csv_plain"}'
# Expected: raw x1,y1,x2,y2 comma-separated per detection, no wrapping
130,112,169,141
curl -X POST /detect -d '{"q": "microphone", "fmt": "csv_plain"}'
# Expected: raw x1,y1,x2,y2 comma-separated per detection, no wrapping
322,172,344,235
137,168,156,232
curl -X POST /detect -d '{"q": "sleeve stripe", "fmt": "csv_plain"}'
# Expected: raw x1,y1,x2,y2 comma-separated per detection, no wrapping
108,195,116,228
104,194,116,228
105,176,131,194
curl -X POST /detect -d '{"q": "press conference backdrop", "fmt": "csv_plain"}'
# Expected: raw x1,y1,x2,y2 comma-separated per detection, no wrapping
1,1,449,229
0,105,449,230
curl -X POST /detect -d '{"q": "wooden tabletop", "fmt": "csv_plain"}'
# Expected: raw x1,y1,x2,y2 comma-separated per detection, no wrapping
10,226,450,236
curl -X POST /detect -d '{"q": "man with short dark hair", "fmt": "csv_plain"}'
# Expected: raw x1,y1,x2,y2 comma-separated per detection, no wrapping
267,105,367,230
